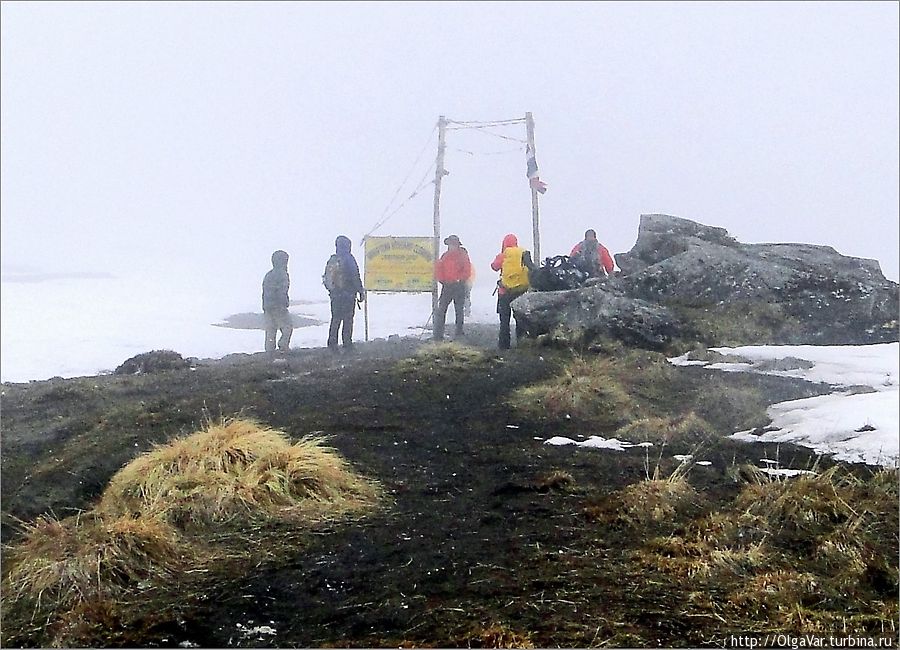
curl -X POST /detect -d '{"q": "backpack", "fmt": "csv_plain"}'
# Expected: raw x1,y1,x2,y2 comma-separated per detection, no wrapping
572,240,601,276
529,255,590,291
322,254,345,292
500,246,530,291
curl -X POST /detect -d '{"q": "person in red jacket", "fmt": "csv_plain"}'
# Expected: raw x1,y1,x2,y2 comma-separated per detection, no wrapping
433,234,472,340
570,229,615,277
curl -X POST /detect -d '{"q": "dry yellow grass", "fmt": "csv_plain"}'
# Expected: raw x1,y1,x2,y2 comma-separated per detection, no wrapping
816,526,869,578
633,463,898,636
536,470,575,491
98,418,381,529
3,418,382,644
4,513,184,611
615,416,674,443
616,412,716,445
617,476,697,525
869,467,900,495
729,569,820,614
733,466,857,537
395,342,489,373
509,357,635,426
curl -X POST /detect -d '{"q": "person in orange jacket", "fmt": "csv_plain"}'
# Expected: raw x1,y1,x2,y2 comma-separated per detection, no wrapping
491,233,535,349
433,234,472,340
570,229,615,277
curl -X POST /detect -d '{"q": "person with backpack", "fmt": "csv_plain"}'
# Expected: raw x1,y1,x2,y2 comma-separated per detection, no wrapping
262,250,293,353
323,235,366,350
433,234,472,341
490,233,535,349
570,229,615,277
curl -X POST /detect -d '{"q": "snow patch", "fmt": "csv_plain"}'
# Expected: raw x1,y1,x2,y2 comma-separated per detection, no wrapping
671,343,899,468
544,436,651,451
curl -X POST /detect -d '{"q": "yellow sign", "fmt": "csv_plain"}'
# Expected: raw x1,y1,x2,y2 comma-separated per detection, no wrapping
364,237,435,292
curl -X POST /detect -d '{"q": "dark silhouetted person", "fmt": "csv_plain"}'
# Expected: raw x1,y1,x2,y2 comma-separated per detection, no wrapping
570,229,615,277
323,235,366,350
490,233,535,349
433,234,472,340
262,249,292,353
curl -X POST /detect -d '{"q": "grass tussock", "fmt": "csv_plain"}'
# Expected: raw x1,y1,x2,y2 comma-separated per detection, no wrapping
4,513,184,611
536,470,575,492
98,418,381,529
634,465,898,634
2,418,382,647
508,348,693,434
395,342,491,374
615,412,716,445
733,466,858,538
617,475,698,526
508,357,635,426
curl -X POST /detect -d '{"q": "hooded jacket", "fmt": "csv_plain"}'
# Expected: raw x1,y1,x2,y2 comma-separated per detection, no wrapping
331,236,364,296
262,252,290,311
491,234,533,293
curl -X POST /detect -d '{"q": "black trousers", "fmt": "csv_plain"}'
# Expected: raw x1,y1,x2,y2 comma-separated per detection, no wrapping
434,281,466,339
328,293,357,347
497,288,526,349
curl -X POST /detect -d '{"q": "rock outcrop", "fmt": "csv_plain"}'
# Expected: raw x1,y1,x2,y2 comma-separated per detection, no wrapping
512,279,680,349
115,350,191,375
514,214,899,347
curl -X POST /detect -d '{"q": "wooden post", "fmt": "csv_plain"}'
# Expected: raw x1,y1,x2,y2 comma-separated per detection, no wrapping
525,112,540,262
431,115,448,320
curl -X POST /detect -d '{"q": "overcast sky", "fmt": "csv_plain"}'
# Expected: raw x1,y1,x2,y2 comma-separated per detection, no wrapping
2,1,898,301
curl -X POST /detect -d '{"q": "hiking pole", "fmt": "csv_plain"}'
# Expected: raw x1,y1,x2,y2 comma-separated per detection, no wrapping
357,293,368,342
420,310,434,341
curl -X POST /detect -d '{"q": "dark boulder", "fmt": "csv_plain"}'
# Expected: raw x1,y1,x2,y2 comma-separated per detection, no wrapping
512,278,682,350
514,214,898,348
115,350,191,375
617,214,898,345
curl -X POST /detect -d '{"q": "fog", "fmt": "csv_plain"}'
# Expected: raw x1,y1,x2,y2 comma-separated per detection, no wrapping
2,1,898,311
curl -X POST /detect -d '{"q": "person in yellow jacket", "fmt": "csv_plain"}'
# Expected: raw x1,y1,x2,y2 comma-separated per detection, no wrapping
490,233,535,349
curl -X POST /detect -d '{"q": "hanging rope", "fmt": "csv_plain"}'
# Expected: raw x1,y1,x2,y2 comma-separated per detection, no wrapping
450,145,524,157
361,161,436,243
447,118,525,127
446,124,527,144
360,124,438,243
446,117,527,143
463,129,527,144
360,115,528,243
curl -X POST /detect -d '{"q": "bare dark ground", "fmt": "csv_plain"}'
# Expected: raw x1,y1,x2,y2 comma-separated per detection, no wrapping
0,324,888,648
